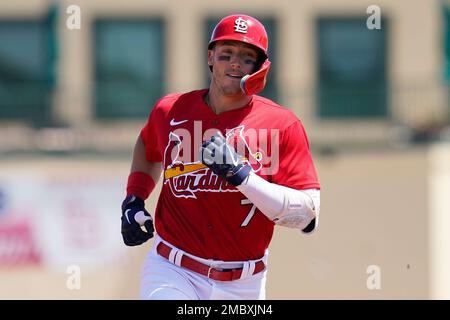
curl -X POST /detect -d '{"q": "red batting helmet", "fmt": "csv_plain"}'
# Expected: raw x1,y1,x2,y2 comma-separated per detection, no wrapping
208,14,271,95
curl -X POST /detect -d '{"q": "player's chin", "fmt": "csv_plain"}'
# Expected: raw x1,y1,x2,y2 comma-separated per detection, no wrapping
221,83,243,96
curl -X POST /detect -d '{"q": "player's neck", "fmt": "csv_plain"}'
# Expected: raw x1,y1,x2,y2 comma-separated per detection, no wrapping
205,88,252,115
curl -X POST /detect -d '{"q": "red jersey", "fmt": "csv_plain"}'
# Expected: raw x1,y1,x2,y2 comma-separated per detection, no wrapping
140,89,320,261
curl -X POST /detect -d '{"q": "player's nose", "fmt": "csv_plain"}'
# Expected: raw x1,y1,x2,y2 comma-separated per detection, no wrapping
229,55,242,69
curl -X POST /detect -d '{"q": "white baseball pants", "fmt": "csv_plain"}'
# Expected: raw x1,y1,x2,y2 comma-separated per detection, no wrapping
140,235,268,300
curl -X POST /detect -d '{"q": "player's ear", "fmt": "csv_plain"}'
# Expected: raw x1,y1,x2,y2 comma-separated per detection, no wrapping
207,50,214,67
207,50,214,72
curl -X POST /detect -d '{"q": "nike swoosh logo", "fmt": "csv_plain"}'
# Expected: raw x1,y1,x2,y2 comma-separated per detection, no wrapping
125,209,132,224
170,119,188,126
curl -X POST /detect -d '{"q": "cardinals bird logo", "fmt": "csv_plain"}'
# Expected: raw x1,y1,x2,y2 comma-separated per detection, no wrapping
163,126,263,198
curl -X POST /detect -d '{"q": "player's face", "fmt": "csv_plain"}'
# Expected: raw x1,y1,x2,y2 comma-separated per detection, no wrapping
208,41,259,96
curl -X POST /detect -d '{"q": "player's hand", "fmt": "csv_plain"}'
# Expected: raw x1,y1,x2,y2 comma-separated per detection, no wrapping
121,195,154,246
200,131,251,186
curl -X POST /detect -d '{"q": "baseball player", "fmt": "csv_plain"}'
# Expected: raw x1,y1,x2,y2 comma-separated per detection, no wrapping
121,14,321,300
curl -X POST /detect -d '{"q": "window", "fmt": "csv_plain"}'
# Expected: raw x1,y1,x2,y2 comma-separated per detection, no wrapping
94,19,165,119
443,2,450,83
204,16,278,102
0,20,51,124
317,17,388,118
443,2,450,124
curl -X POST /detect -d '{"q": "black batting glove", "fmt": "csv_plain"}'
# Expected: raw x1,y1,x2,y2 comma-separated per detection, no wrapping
121,195,154,246
200,131,252,186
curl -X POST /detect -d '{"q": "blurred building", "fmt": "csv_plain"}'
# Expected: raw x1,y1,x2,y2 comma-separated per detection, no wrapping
0,0,449,299
1,0,449,153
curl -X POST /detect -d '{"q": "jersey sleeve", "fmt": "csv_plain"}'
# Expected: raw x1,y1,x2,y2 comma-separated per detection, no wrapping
271,120,320,190
140,106,163,163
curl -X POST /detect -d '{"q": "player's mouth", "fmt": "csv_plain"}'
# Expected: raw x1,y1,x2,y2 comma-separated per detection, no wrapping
226,73,244,80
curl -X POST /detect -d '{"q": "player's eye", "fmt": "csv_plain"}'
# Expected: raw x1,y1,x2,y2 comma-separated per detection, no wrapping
218,55,231,61
244,58,257,65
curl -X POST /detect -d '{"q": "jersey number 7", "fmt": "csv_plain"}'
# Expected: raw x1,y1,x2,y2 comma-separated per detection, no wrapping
240,198,257,227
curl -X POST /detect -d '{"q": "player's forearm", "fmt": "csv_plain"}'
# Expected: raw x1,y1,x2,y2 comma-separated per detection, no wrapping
131,136,163,181
237,171,320,231
127,136,162,200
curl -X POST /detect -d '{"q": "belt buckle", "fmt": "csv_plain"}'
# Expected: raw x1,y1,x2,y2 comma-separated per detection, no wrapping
207,266,213,279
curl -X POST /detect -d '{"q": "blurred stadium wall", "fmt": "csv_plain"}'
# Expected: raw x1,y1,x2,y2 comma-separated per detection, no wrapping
0,0,449,299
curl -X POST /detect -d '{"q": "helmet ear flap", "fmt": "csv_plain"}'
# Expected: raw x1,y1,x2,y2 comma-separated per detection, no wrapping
240,59,271,96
